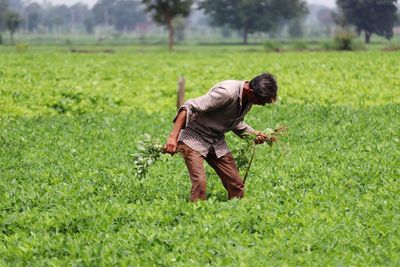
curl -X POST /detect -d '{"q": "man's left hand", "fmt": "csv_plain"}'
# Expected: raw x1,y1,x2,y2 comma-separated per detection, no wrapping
254,131,276,144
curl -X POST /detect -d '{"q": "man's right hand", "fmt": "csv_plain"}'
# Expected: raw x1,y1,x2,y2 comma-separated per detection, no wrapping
164,108,186,155
164,136,178,155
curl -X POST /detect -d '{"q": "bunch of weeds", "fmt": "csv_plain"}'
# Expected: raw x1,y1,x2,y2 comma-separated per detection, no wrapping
131,134,165,178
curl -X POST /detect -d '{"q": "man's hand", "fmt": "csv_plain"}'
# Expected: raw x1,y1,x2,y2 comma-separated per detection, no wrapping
164,136,178,155
164,109,187,155
254,131,276,145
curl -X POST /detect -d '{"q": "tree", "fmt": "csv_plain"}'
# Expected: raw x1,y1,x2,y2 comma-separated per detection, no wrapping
92,0,146,32
42,5,71,33
199,0,307,44
336,0,398,43
142,0,193,51
397,11,400,26
8,0,23,13
92,0,114,27
84,15,95,34
70,3,90,33
317,8,334,36
172,15,186,41
113,0,146,32
25,3,43,32
288,16,305,38
0,0,8,32
6,11,22,43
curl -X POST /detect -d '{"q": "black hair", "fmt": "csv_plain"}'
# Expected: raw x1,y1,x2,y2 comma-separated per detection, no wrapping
249,72,278,101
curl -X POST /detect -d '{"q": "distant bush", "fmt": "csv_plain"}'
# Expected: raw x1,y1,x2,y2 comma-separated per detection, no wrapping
15,43,29,53
350,40,366,51
65,38,73,48
382,43,400,51
263,40,281,52
320,31,364,51
0,34,2,45
320,40,336,50
334,31,356,51
291,40,308,51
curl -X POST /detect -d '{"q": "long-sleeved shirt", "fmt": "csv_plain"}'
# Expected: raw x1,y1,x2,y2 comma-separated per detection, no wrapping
174,80,256,158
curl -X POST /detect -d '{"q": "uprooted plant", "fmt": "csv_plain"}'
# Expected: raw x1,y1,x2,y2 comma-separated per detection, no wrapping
131,134,165,178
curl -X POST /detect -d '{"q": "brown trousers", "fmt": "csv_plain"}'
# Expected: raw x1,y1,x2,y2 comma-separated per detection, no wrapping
178,142,244,201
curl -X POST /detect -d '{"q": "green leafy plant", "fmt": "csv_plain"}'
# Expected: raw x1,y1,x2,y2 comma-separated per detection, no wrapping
15,43,29,53
334,30,356,51
1,48,399,266
131,134,165,178
263,40,282,52
291,40,309,51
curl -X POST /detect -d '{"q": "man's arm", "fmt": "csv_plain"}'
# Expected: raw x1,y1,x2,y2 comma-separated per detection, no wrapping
164,108,187,154
233,121,276,144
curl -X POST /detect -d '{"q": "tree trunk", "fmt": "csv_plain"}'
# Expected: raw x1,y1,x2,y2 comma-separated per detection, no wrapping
365,31,371,44
167,17,174,51
243,27,248,45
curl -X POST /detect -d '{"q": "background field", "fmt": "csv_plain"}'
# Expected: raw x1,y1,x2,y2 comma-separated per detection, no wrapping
1,46,399,265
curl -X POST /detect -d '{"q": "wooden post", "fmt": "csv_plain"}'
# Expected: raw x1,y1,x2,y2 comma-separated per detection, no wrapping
177,76,185,110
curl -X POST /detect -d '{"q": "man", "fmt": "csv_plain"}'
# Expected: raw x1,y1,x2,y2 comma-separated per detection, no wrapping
164,73,278,201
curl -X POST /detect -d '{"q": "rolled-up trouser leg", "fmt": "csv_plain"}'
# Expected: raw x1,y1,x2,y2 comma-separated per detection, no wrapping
179,143,207,201
205,150,244,199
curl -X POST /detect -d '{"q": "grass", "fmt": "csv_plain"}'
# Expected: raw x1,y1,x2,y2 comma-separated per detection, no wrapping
0,45,399,265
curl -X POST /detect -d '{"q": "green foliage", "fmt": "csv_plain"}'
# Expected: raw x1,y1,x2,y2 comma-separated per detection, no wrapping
172,16,187,42
230,135,255,171
6,11,22,43
46,89,123,115
263,40,281,52
334,31,356,51
142,0,192,25
336,0,398,43
288,17,305,38
382,43,400,51
291,39,309,51
350,40,366,51
329,31,367,51
231,127,288,184
92,0,146,31
142,0,192,50
0,0,8,32
25,2,43,32
0,49,399,116
321,40,336,50
0,47,399,265
15,43,29,53
131,134,165,178
200,0,308,44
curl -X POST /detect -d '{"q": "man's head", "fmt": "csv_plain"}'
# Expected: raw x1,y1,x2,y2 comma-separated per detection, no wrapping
248,72,278,105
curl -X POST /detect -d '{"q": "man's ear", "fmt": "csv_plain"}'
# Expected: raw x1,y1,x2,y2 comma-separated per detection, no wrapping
243,83,253,95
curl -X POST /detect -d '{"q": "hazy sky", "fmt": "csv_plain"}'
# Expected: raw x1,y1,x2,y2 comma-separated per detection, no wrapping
35,0,336,8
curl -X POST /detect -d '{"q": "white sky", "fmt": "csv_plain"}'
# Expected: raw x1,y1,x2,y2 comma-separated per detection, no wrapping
34,0,336,8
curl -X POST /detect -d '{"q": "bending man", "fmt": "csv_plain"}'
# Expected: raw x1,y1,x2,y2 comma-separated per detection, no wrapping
164,73,278,201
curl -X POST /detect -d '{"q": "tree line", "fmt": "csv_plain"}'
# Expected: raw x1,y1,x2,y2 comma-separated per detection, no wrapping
0,0,398,48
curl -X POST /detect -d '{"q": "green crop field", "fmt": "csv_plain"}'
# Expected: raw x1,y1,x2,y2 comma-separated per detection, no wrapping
1,46,399,266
